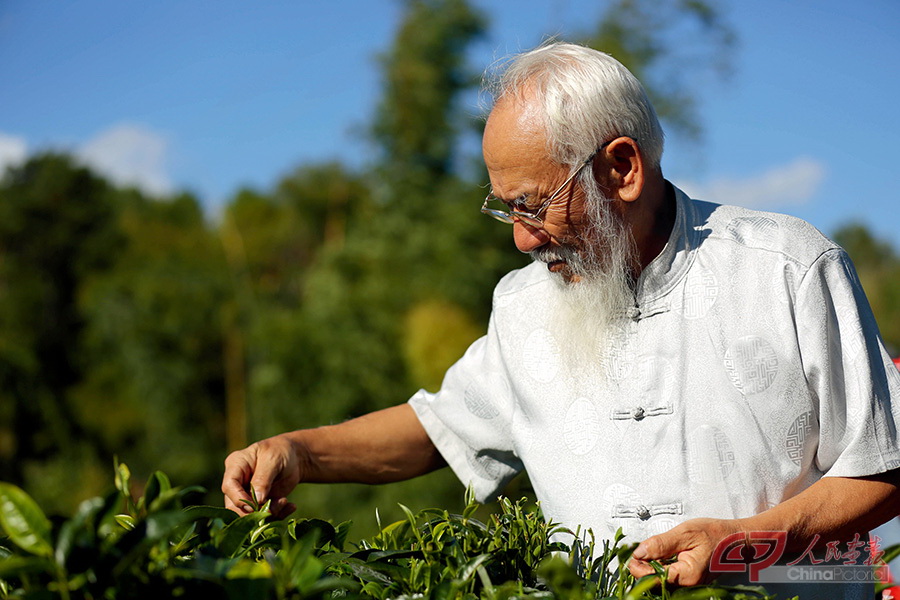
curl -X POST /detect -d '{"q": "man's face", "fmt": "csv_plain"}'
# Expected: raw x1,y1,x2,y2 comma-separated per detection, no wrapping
483,95,637,364
482,96,595,282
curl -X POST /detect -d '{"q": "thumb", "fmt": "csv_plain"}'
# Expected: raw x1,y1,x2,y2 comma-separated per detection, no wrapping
633,530,680,561
249,463,279,506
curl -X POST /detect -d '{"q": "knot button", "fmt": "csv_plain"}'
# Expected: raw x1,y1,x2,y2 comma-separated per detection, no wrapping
636,505,651,520
631,406,645,420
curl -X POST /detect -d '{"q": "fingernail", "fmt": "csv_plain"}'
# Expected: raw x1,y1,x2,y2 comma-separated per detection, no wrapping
632,546,646,560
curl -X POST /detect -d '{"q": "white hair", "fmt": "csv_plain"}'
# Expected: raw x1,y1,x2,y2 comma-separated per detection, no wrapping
487,42,665,171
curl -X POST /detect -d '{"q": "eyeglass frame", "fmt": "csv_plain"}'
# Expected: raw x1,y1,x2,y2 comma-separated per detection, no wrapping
480,139,614,229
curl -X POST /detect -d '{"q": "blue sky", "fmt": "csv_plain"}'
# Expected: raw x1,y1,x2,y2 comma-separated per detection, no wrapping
2,0,899,555
1,0,898,245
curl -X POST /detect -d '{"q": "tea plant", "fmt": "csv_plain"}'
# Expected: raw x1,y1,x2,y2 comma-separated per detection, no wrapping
0,462,885,599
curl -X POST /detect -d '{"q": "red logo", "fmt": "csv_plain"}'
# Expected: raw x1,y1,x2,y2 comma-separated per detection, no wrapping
710,531,787,581
711,532,892,583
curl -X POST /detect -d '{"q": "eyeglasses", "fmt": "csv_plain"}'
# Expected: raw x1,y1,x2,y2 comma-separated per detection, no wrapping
480,141,610,229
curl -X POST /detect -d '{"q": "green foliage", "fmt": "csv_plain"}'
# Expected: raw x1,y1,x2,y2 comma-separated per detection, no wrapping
0,153,125,511
0,153,235,513
0,0,744,523
0,465,806,600
372,0,486,184
232,0,524,530
580,0,736,142
0,482,53,558
0,0,895,570
75,187,231,496
833,223,900,353
403,299,483,392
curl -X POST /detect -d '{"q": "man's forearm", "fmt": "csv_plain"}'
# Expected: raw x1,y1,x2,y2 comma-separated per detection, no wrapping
287,403,447,485
738,469,900,550
629,469,900,585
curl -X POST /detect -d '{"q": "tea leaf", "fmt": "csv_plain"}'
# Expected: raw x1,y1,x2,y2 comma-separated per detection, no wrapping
0,463,786,600
670,586,730,598
113,458,136,516
457,553,491,583
0,554,55,578
624,574,664,600
0,483,52,557
54,493,119,568
882,542,900,565
216,509,271,557
114,514,136,530
341,557,395,584
183,504,240,524
227,557,273,578
140,470,168,512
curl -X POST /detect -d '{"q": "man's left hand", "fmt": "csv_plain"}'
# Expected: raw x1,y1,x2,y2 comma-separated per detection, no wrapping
628,518,744,587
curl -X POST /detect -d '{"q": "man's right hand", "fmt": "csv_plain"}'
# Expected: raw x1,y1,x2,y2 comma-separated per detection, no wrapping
221,404,446,519
222,433,303,518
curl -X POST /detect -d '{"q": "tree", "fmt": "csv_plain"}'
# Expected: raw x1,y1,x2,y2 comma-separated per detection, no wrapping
0,154,124,510
371,0,487,190
75,188,232,507
0,0,745,524
581,0,736,142
268,0,739,529
218,164,375,445
255,0,519,531
833,223,900,354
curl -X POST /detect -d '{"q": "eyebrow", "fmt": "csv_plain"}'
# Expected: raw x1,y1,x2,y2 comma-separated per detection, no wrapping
491,190,534,207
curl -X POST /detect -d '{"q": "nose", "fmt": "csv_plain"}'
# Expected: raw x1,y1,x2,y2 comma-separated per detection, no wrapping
513,220,550,253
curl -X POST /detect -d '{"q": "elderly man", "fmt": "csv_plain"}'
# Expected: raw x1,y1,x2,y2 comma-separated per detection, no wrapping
223,43,900,597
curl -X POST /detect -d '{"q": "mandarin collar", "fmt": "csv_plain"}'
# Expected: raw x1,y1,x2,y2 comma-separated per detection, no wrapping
632,183,699,314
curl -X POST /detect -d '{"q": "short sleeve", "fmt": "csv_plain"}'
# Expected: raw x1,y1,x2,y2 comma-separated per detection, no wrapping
795,248,900,477
408,310,523,502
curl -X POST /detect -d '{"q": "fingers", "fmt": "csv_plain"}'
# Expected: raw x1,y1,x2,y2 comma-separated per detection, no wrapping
628,553,705,587
250,458,282,506
222,435,301,517
629,531,671,579
633,528,680,562
224,486,294,519
224,494,251,516
271,498,297,520
628,556,656,578
248,437,295,504
663,559,705,587
222,448,257,514
628,533,678,581
628,519,737,588
629,529,682,578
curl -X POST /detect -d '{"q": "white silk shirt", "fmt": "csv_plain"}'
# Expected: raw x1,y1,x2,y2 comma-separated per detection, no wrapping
409,186,900,599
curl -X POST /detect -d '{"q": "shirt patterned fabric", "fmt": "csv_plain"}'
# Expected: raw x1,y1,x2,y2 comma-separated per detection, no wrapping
409,186,900,599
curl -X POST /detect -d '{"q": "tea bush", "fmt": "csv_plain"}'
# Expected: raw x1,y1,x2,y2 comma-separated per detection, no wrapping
1,463,893,599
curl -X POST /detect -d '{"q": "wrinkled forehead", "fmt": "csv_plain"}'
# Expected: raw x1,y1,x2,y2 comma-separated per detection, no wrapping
483,95,550,166
485,91,545,136
482,96,573,200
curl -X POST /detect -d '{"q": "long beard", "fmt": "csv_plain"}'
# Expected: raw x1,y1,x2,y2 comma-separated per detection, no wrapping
531,188,636,368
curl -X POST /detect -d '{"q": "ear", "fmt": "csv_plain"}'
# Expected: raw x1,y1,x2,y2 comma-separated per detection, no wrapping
595,137,645,203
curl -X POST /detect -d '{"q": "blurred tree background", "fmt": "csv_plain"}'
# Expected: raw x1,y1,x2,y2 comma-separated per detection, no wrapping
1,0,897,533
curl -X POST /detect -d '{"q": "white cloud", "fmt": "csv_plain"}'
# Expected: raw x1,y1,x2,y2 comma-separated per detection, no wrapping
77,123,172,196
0,132,28,176
675,157,827,209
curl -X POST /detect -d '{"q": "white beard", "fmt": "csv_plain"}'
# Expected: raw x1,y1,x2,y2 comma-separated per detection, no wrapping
530,187,636,368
